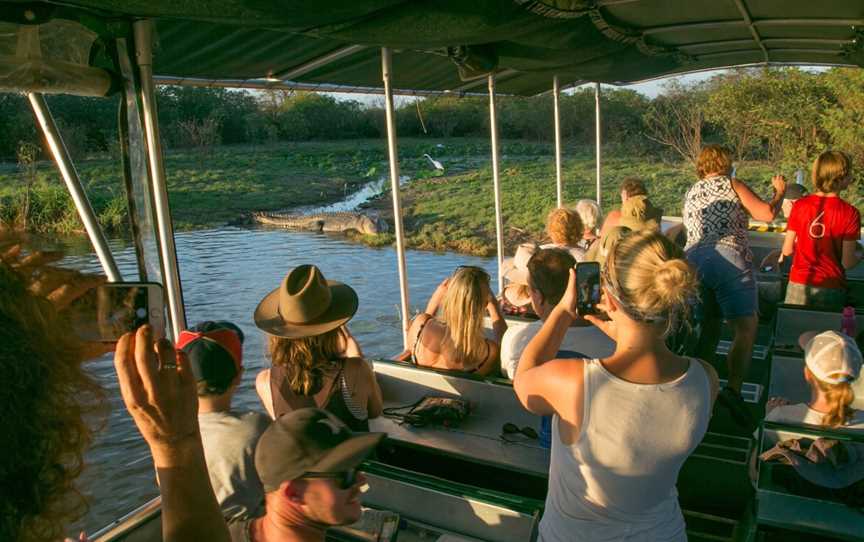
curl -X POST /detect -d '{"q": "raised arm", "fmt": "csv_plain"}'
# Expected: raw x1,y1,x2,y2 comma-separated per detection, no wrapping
485,283,507,344
114,326,230,542
732,175,786,222
424,278,449,315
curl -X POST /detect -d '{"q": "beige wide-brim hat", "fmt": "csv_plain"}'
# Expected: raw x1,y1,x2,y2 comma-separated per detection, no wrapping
254,264,358,339
502,242,537,286
503,283,532,307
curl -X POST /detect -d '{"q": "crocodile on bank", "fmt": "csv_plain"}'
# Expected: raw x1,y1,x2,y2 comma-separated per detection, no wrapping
252,211,389,235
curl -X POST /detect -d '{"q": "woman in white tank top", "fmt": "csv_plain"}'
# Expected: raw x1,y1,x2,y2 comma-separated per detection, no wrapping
514,231,719,542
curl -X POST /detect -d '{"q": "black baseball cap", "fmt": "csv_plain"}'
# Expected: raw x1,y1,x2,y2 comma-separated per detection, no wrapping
255,408,384,492
176,320,244,394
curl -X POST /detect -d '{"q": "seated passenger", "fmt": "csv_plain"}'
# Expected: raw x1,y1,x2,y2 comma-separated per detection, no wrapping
500,243,537,317
229,408,384,542
542,207,586,261
514,230,718,541
573,199,602,252
584,193,662,267
254,265,383,431
766,330,863,429
500,248,578,379
781,151,862,310
598,177,648,237
405,266,506,375
177,321,270,523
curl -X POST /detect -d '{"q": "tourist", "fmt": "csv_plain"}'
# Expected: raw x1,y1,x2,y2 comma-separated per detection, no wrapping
598,177,648,237
543,207,586,261
573,199,602,252
1,237,231,542
404,266,506,375
585,193,662,267
514,230,717,541
780,151,862,310
178,321,270,523
254,265,382,431
500,248,580,379
766,330,863,429
500,243,537,316
228,408,384,542
684,144,785,426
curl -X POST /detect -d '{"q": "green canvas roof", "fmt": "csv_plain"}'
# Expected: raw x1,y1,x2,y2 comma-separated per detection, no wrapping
3,0,864,95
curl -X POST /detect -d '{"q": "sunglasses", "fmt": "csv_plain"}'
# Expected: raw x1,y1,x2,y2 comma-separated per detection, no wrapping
302,468,359,490
500,422,538,443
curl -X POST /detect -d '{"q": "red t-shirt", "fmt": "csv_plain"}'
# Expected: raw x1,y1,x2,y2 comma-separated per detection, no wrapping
788,195,861,288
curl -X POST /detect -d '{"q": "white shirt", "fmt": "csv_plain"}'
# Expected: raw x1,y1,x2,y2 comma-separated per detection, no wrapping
500,320,593,379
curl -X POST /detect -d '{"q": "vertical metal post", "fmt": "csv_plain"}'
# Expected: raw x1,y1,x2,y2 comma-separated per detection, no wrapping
382,47,411,349
553,76,563,208
134,19,187,338
488,74,505,293
594,82,602,206
28,93,122,283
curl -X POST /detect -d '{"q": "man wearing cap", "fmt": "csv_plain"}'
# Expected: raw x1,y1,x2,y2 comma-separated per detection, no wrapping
228,408,384,542
500,248,601,379
765,330,863,429
177,321,270,523
780,182,808,221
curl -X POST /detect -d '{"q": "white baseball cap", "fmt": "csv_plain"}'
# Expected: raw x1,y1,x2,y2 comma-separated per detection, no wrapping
799,331,863,385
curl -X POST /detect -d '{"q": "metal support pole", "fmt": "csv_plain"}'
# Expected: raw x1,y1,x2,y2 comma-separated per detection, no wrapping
553,76,563,208
488,74,505,293
382,47,411,350
594,82,602,206
28,93,122,283
134,19,187,338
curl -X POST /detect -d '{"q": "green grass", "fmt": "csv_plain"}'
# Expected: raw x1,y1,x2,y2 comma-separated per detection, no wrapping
0,138,812,257
380,149,780,255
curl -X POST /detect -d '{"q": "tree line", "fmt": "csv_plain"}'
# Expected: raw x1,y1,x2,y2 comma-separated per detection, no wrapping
1,67,863,175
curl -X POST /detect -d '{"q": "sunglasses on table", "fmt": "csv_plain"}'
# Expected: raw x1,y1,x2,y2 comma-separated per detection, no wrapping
302,468,359,490
500,422,538,443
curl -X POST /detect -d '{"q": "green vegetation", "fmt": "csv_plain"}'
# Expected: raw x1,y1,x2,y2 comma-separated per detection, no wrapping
382,150,779,256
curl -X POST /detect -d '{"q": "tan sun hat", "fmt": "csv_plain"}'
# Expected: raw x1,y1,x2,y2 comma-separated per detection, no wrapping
502,243,537,286
799,330,863,385
254,264,358,339
619,195,662,231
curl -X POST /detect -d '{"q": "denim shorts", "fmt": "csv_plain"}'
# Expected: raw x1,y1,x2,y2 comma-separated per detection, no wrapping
687,244,757,319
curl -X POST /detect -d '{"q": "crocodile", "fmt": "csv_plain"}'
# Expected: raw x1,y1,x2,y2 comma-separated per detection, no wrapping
252,211,389,235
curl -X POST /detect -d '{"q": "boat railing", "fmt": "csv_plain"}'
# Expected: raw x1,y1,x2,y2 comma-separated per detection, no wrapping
89,497,162,542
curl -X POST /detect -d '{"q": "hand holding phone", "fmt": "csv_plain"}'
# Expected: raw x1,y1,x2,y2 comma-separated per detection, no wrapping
67,282,165,342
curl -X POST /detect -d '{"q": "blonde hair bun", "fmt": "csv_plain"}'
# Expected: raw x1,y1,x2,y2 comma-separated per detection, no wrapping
653,259,697,312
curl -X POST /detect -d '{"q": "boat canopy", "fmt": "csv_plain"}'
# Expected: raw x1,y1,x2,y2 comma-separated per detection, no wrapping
2,0,864,96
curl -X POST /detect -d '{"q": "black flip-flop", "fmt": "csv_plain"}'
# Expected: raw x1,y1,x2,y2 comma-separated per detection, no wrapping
718,387,756,431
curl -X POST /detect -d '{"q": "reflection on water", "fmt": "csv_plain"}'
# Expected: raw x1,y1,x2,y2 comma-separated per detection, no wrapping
296,175,410,215
62,227,496,534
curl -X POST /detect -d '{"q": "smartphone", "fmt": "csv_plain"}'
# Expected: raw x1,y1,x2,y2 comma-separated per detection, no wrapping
575,262,601,315
67,282,165,342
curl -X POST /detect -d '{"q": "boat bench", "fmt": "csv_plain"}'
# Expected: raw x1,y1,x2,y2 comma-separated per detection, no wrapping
755,422,864,541
370,359,550,477
356,461,542,542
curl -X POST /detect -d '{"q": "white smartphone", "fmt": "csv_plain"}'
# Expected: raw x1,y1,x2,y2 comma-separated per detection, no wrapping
67,282,165,342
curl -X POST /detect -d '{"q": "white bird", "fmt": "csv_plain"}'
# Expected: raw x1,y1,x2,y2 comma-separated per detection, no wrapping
422,153,444,171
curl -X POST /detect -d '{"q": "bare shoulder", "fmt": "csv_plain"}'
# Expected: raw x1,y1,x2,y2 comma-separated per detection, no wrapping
256,368,270,388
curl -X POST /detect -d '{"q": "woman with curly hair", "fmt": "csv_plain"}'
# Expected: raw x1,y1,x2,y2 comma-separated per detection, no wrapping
0,252,103,542
254,265,383,431
543,207,586,262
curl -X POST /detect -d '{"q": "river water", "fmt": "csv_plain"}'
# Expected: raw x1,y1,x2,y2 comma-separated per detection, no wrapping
61,226,496,535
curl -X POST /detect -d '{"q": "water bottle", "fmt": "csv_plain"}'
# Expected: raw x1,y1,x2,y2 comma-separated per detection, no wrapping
841,306,857,337
795,169,805,185
538,415,552,449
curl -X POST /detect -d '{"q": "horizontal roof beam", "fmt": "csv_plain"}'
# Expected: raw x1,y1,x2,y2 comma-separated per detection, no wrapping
645,17,864,37
270,45,367,81
695,48,845,61
153,75,495,97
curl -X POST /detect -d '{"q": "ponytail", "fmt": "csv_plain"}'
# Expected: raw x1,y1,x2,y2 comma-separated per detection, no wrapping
819,381,856,428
